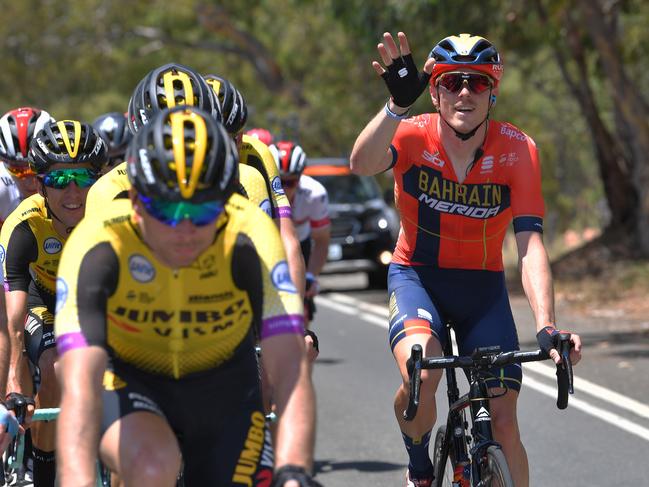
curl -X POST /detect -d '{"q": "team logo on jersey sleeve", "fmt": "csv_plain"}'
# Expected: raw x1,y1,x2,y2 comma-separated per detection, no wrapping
271,176,285,196
270,261,296,293
43,237,63,254
55,277,68,313
0,245,5,264
128,254,156,283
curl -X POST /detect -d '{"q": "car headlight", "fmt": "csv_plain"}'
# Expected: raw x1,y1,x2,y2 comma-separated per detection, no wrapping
363,212,391,232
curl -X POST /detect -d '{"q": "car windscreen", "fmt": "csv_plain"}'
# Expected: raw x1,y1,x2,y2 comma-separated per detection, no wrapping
312,174,380,204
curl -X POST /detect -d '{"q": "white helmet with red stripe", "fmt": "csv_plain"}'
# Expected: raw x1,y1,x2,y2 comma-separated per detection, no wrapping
0,107,54,166
270,140,307,177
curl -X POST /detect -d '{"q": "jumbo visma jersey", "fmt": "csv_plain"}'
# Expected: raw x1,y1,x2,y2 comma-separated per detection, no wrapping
240,134,292,219
0,194,67,311
55,194,304,378
390,114,545,271
85,161,274,218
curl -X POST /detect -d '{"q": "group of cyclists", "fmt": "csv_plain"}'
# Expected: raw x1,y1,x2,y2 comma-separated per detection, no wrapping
0,60,330,487
0,29,583,487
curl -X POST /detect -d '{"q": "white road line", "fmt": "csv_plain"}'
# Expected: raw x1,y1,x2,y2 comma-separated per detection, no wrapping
524,376,649,442
524,362,649,421
317,293,649,438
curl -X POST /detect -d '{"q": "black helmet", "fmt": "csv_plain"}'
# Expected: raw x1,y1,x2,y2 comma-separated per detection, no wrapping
128,62,222,134
126,105,238,204
203,74,248,134
29,120,108,175
92,112,132,159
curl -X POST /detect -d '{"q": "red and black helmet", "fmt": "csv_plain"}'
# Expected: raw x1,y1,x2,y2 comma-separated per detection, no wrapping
429,34,504,87
270,141,307,177
0,107,54,166
245,128,273,146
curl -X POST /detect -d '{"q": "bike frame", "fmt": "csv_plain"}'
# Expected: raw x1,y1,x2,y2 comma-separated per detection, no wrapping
438,324,502,483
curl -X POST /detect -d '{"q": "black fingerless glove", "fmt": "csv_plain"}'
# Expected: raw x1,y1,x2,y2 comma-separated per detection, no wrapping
271,465,322,487
380,53,431,108
304,328,319,352
536,325,559,357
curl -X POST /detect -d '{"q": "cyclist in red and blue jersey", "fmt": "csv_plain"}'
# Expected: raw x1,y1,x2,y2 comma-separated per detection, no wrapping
350,32,582,487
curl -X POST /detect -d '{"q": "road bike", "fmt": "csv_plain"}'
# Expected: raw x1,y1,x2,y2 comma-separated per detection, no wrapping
403,323,574,487
1,395,111,487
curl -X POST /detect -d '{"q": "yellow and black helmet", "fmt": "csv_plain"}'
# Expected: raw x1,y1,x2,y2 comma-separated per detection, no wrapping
126,105,239,204
203,74,248,135
127,62,222,134
28,120,108,175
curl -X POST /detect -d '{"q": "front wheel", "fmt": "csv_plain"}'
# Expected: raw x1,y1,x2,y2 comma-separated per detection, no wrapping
478,446,514,487
432,426,454,486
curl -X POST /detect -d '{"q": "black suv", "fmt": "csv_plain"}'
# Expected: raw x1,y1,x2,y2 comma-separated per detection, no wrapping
304,158,398,288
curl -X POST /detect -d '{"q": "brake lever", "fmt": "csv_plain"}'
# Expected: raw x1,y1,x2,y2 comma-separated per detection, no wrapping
555,332,574,409
403,344,422,421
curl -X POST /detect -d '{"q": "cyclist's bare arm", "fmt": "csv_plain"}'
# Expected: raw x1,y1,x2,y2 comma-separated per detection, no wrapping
279,217,307,297
349,109,398,176
350,31,436,176
261,332,315,470
5,290,30,394
516,231,582,364
307,226,330,278
57,346,107,487
0,291,10,396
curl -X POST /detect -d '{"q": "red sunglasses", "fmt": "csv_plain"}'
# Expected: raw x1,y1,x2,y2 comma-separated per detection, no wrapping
437,72,493,95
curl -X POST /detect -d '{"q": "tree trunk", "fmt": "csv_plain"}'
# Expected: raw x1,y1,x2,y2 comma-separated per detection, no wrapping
576,0,649,255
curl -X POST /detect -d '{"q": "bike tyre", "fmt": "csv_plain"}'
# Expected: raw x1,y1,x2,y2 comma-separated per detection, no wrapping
479,445,513,487
432,425,454,486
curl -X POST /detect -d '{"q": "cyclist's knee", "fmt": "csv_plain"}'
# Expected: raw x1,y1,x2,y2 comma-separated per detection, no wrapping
36,350,60,404
490,395,521,447
119,442,181,484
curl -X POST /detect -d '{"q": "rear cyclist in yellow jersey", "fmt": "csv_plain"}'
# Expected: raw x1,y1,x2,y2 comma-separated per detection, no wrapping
202,74,307,297
55,106,318,487
0,120,108,487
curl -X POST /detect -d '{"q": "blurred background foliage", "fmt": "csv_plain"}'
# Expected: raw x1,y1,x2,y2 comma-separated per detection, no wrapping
2,0,649,256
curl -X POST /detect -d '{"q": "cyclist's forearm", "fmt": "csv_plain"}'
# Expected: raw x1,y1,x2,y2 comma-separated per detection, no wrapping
57,348,106,487
350,106,399,176
280,218,306,296
0,321,9,396
518,233,555,331
273,358,316,470
307,230,330,277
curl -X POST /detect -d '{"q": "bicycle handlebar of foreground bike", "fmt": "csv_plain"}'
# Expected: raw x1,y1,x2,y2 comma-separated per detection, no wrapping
403,333,574,421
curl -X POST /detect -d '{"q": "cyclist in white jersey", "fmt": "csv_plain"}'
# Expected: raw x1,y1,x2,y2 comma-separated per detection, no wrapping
0,164,21,226
270,141,330,325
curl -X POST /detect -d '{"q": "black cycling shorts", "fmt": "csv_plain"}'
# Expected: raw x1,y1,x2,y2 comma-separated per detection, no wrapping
101,340,274,486
24,306,56,367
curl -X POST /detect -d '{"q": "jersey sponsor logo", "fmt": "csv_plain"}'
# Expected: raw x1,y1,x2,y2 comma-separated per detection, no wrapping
0,244,5,264
500,125,527,141
271,176,285,196
232,411,273,486
270,261,297,294
43,237,63,254
498,152,519,167
422,150,445,167
259,198,273,218
188,291,234,304
416,169,505,219
480,155,494,175
128,254,156,283
55,277,68,313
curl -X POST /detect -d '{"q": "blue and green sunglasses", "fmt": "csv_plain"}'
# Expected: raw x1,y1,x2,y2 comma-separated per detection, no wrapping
139,194,224,227
42,168,99,189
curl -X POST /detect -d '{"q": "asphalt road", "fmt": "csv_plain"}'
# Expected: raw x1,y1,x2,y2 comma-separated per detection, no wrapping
310,273,649,486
